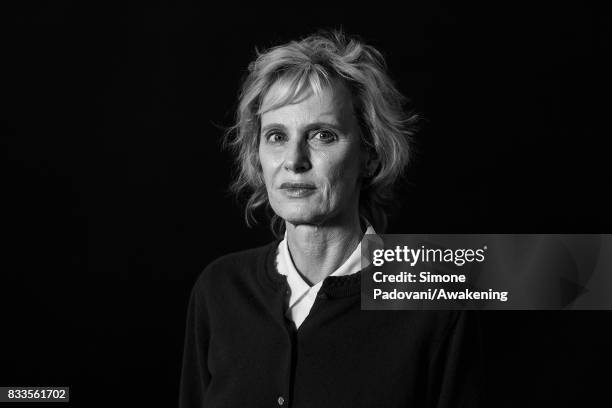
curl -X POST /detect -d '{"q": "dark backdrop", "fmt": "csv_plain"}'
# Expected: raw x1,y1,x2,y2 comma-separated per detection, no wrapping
2,2,611,407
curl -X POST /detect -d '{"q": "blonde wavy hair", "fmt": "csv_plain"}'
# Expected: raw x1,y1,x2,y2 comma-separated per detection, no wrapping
223,30,417,237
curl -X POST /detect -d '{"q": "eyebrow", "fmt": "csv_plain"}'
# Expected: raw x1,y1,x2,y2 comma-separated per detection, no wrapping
261,121,343,134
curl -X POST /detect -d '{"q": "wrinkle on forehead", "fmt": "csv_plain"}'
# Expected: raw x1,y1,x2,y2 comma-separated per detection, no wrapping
259,80,314,116
260,76,356,123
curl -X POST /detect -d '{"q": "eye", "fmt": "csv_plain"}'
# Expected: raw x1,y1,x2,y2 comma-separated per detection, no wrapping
264,131,287,144
310,129,337,143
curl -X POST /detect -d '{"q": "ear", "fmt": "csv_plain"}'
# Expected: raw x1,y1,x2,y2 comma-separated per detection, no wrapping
361,148,380,177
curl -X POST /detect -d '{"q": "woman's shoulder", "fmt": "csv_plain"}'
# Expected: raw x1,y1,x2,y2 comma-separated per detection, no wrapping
192,240,280,293
206,240,278,271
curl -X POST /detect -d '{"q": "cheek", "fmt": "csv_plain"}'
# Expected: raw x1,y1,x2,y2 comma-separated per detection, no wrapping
258,150,276,185
321,155,360,196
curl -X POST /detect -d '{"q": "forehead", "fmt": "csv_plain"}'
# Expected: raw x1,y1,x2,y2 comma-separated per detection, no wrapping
259,79,355,126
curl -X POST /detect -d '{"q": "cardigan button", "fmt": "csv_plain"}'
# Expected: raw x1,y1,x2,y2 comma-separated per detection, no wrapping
277,396,285,405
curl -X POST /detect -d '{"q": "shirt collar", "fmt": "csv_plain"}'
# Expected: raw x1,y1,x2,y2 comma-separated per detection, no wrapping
277,223,377,308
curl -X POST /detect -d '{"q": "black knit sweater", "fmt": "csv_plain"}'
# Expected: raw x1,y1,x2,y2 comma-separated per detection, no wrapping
179,241,483,408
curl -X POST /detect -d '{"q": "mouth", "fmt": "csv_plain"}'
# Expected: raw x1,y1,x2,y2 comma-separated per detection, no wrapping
280,182,316,190
279,182,317,197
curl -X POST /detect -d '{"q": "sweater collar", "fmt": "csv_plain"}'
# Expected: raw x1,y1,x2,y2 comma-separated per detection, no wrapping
261,225,377,299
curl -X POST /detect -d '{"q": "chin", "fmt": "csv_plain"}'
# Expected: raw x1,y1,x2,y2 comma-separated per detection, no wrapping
273,204,325,226
279,211,323,226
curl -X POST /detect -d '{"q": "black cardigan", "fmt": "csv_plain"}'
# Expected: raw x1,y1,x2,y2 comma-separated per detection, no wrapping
179,241,483,408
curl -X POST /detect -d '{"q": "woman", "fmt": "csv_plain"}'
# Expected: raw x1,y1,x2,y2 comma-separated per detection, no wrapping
179,30,482,408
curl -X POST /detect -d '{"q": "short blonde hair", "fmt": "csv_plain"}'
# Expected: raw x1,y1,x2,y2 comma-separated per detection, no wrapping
223,30,417,236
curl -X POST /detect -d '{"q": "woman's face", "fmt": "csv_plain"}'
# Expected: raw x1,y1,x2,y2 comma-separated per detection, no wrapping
258,80,365,227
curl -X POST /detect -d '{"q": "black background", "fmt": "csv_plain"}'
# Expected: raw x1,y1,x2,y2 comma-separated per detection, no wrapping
2,2,611,407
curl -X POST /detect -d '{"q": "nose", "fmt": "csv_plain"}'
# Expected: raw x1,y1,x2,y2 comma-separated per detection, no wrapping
283,139,311,173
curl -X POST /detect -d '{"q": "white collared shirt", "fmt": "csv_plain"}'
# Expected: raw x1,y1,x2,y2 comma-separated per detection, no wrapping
275,224,377,329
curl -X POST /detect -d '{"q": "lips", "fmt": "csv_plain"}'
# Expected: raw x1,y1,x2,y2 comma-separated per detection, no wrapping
280,182,316,190
279,182,316,198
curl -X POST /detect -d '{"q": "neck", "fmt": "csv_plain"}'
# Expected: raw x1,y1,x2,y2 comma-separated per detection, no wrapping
285,213,364,285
